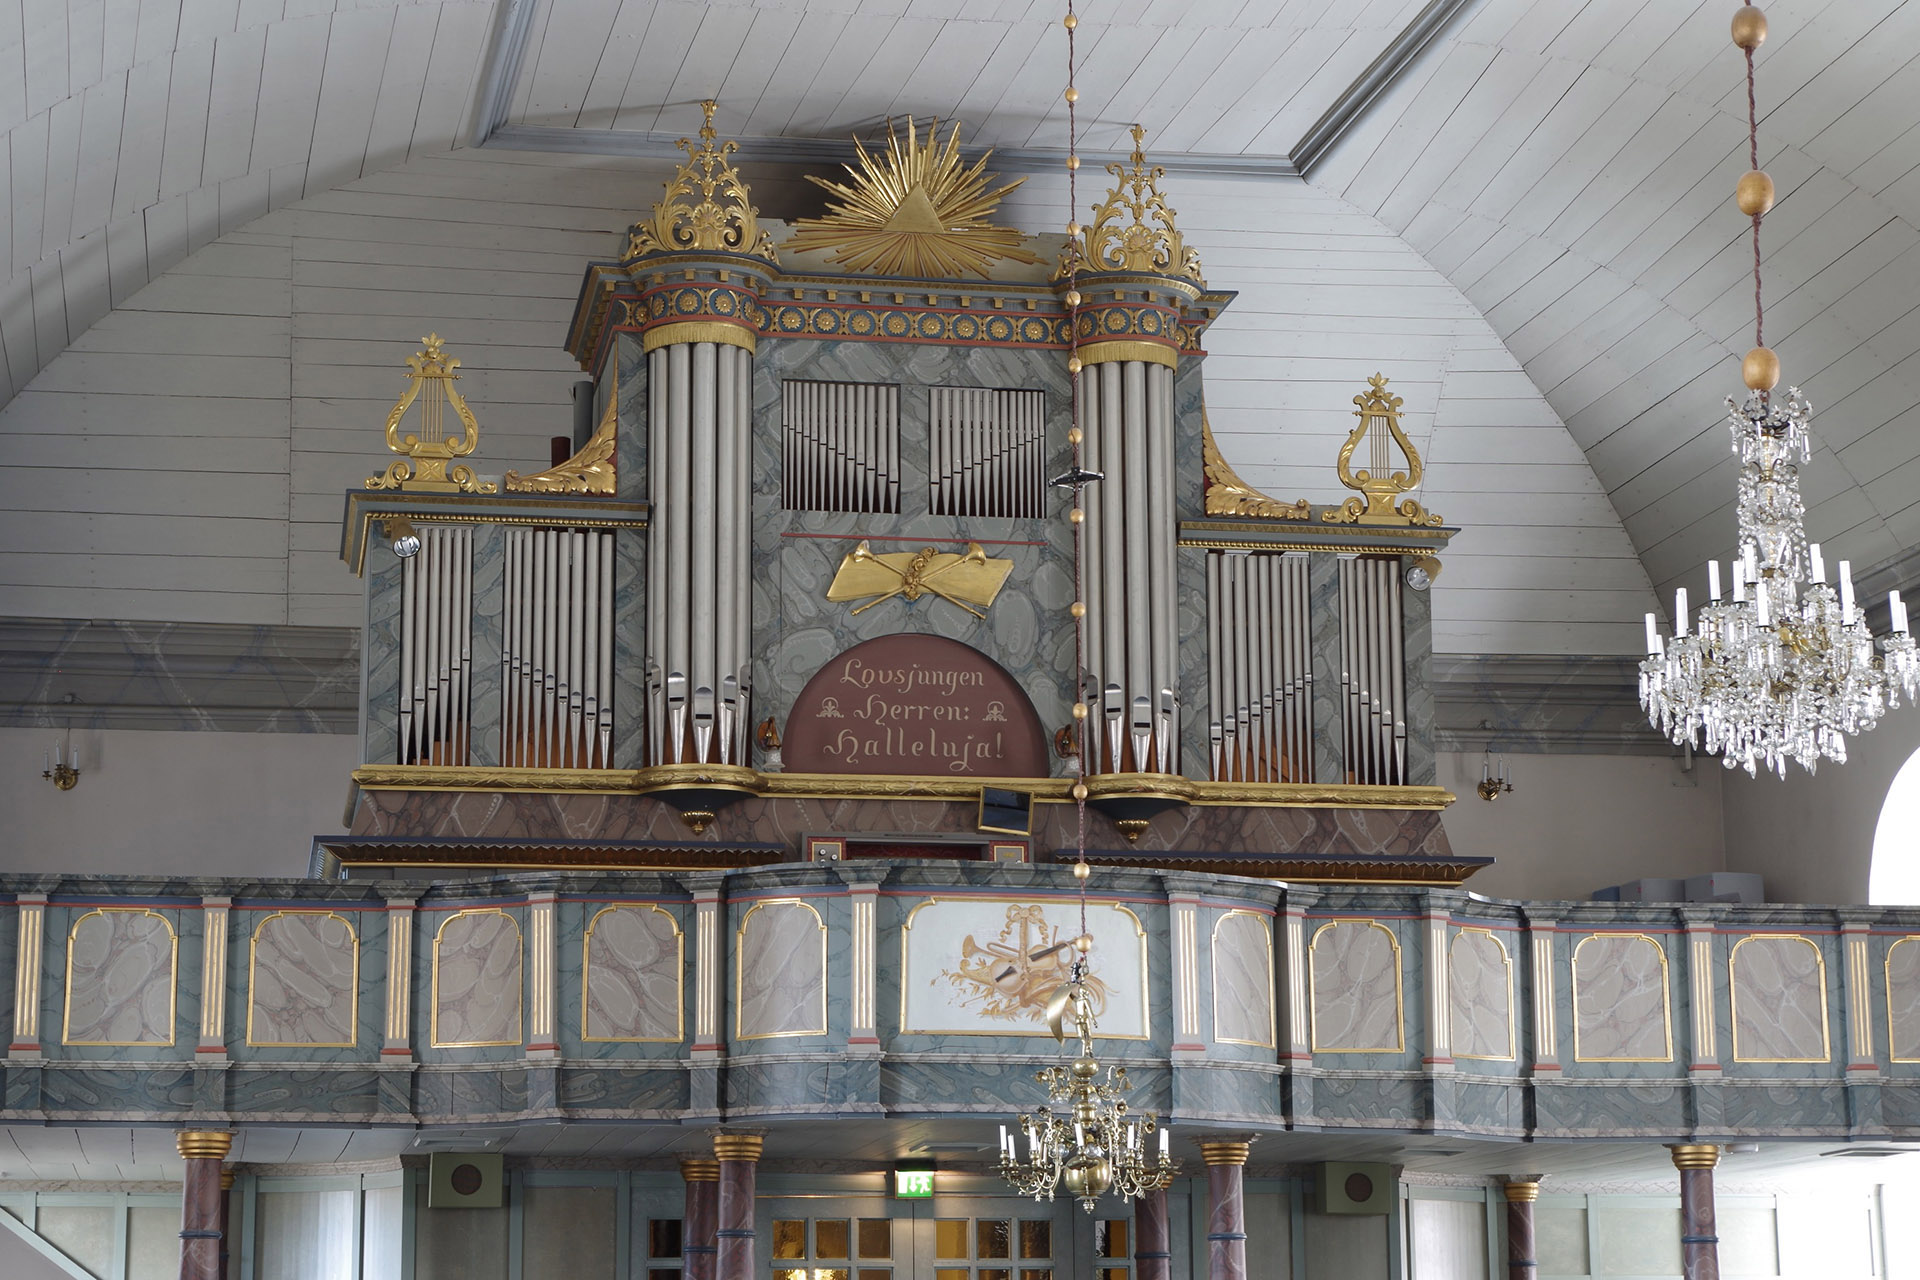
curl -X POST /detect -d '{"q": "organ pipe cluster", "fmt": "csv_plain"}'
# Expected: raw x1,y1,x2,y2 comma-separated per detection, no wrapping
646,341,756,767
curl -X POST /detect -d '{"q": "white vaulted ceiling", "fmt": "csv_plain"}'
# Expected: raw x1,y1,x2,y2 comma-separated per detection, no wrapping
2,0,1919,643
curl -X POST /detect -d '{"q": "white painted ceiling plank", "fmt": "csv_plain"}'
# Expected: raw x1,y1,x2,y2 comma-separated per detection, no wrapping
201,28,268,187
572,0,655,132
362,5,441,174
607,2,710,134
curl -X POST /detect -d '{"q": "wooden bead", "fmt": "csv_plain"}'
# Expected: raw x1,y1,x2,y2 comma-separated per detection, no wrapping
1736,170,1775,217
1731,6,1767,49
1743,346,1781,391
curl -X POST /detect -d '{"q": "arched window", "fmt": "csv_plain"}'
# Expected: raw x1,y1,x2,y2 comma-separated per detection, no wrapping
1870,746,1920,904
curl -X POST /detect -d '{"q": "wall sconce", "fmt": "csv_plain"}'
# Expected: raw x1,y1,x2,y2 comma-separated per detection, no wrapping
1477,748,1512,802
43,732,80,790
379,515,422,559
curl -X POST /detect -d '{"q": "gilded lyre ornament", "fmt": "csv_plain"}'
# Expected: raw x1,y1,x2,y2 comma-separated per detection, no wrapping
365,333,496,494
783,118,1039,279
1202,411,1310,520
623,100,777,263
1065,125,1203,285
505,366,617,494
1320,374,1443,527
826,541,1014,619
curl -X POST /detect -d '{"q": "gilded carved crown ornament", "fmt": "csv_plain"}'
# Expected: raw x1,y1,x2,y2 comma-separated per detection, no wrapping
1322,374,1444,527
1061,125,1204,286
505,365,617,495
1201,410,1310,520
365,333,496,494
783,117,1040,279
624,100,778,264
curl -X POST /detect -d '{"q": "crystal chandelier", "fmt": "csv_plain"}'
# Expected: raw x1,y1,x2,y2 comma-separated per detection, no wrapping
1639,4,1920,778
995,0,1174,1213
997,965,1175,1211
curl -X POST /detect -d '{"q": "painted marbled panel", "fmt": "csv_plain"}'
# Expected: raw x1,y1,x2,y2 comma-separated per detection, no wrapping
1571,934,1671,1062
364,551,405,764
431,910,522,1047
736,900,826,1039
1401,568,1435,786
64,910,175,1045
1892,938,1920,1061
1449,929,1514,1060
1731,935,1829,1062
583,906,682,1041
1309,920,1401,1052
248,912,357,1046
1212,911,1274,1047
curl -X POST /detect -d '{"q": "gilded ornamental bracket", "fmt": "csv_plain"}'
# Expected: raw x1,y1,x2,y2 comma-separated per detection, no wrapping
505,367,617,495
1321,374,1443,527
365,333,496,494
783,117,1040,279
1202,412,1310,520
624,100,778,264
1062,125,1204,286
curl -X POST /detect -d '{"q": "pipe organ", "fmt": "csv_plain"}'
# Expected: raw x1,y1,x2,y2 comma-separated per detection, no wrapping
398,525,473,766
501,528,615,769
1339,556,1408,786
929,387,1047,519
782,379,901,513
1079,359,1180,775
344,106,1464,879
648,340,755,766
1206,552,1312,783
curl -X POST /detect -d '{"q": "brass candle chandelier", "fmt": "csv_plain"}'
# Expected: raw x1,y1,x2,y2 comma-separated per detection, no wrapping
1639,4,1920,778
995,0,1175,1213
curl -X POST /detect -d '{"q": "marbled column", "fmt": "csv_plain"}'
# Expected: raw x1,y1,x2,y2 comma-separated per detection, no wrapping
197,897,230,1060
9,893,46,1055
848,884,879,1050
1525,911,1560,1076
1307,553,1343,783
682,1158,720,1280
383,896,416,1060
527,891,559,1057
1135,1187,1171,1280
713,1133,763,1280
1422,905,1452,1071
1199,1141,1250,1280
1280,902,1312,1065
1670,1145,1719,1280
692,887,724,1057
1842,916,1878,1071
1502,1178,1540,1280
1683,922,1719,1074
1171,894,1204,1055
176,1130,232,1280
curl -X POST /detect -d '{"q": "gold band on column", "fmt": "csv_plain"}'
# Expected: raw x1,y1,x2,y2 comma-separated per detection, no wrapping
681,1158,721,1182
1503,1179,1542,1203
176,1132,233,1161
713,1134,764,1163
1197,1141,1251,1167
219,1170,235,1191
1668,1144,1720,1170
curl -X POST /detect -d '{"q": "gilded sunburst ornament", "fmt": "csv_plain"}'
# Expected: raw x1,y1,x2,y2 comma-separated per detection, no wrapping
784,118,1040,279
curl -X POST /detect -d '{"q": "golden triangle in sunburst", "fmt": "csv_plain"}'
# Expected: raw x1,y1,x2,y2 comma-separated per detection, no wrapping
784,118,1041,279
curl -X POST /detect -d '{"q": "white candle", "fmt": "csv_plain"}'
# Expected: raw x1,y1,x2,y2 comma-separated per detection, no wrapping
1746,544,1759,581
1840,561,1856,622
1646,612,1659,654
1810,543,1825,584
1709,560,1721,601
1894,590,1910,634
1675,587,1688,636
1732,561,1746,603
1000,1124,1008,1155
1757,584,1771,627
1159,1128,1169,1158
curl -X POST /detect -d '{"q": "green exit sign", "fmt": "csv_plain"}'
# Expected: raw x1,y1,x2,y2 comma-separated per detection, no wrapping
895,1169,935,1199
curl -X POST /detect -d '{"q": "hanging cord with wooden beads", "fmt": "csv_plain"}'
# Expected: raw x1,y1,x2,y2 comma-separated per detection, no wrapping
1746,39,1762,352
1061,0,1093,944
